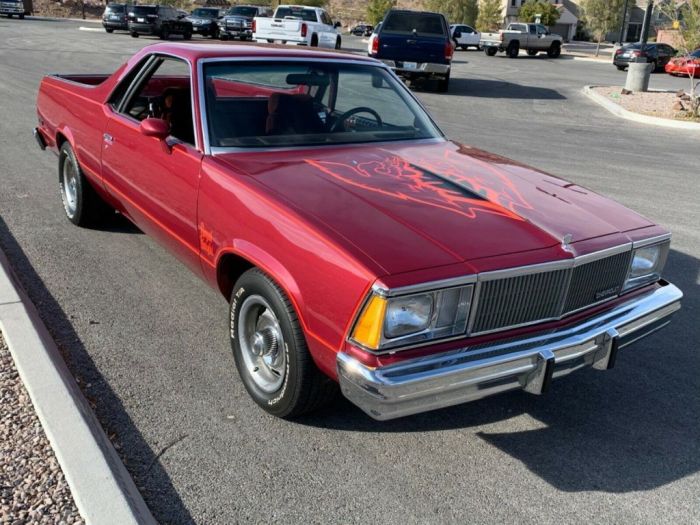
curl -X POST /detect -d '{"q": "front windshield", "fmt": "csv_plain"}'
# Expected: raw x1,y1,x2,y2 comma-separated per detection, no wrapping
192,8,217,17
228,6,257,17
203,61,442,149
105,5,125,13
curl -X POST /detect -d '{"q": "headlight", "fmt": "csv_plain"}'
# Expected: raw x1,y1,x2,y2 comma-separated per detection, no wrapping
623,241,669,292
351,285,473,350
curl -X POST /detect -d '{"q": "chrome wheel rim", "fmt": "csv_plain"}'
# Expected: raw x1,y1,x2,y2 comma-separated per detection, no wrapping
238,295,286,393
62,155,78,217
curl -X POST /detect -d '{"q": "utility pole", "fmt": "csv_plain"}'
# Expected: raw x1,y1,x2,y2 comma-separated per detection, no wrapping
618,0,630,44
639,0,654,51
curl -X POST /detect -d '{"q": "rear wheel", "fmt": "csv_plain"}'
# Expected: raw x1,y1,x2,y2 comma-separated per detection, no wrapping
183,29,192,40
229,269,337,418
105,28,114,33
547,41,561,58
650,59,658,72
19,13,24,19
616,65,626,71
485,46,497,56
160,27,169,40
58,142,111,227
436,72,450,93
507,41,520,58
310,34,318,47
130,31,139,38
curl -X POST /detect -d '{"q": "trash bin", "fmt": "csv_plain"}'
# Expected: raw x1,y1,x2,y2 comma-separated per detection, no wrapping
625,61,654,92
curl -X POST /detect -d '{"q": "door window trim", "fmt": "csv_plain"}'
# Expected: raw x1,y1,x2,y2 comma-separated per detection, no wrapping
107,52,201,151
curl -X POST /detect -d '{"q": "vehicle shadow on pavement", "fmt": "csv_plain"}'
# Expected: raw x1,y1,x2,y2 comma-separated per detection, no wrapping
0,216,194,525
441,78,566,100
300,248,699,493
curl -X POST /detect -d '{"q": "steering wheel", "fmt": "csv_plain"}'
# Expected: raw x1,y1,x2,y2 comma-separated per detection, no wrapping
330,107,383,132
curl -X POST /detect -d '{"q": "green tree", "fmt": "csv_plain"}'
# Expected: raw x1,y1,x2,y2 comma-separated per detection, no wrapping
518,0,560,26
367,0,395,25
425,0,479,26
476,0,502,32
579,0,625,56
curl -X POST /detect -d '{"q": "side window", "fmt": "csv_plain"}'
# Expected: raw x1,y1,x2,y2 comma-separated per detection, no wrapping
529,25,536,35
320,10,332,26
464,26,474,33
536,24,547,35
120,57,195,146
108,57,154,110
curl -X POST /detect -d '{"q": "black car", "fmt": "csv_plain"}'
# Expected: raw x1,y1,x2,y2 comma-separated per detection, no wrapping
102,3,128,33
128,5,193,40
187,7,223,38
613,43,677,71
350,24,373,36
219,5,271,41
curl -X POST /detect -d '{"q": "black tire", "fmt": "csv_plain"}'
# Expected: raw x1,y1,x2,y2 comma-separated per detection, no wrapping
436,72,450,93
310,34,318,47
160,26,169,40
58,142,111,227
616,65,626,71
547,41,561,58
19,14,24,19
650,59,658,72
229,269,337,418
335,36,341,49
7,14,12,18
476,45,482,51
220,34,229,41
527,49,538,56
485,46,497,56
105,28,114,33
507,41,519,58
211,28,219,39
131,31,139,38
183,29,192,40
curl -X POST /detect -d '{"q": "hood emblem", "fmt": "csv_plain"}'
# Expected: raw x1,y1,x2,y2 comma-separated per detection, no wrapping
561,233,573,253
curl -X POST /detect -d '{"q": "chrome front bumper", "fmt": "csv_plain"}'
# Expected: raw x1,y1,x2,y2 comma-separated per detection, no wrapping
337,281,682,420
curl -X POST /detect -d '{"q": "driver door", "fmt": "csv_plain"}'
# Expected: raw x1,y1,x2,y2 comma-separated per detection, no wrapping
101,55,204,273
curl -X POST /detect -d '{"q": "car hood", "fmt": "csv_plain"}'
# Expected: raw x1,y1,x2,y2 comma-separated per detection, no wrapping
215,141,654,275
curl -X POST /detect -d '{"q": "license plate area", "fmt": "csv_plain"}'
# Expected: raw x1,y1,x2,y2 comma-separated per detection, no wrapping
402,62,418,70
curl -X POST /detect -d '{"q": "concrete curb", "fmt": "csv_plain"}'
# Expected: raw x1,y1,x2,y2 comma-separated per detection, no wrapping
583,85,700,131
566,54,612,64
0,249,157,525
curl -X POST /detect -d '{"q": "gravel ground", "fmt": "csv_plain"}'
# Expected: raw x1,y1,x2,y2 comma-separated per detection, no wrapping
0,333,83,525
593,85,698,120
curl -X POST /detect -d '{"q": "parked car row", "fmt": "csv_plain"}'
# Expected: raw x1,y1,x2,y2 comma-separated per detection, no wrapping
0,0,26,18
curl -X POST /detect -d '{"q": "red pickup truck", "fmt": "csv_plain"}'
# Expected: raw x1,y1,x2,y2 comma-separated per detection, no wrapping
34,43,682,421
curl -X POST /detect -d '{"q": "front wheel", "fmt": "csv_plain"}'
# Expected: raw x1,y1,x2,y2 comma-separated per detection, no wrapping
310,34,318,47
485,46,497,56
547,42,561,58
183,29,192,40
130,31,139,38
230,269,337,418
19,13,24,19
616,65,626,71
58,142,111,227
105,27,114,33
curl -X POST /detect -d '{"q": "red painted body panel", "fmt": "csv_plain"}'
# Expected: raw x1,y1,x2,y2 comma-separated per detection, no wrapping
34,43,670,381
665,56,700,76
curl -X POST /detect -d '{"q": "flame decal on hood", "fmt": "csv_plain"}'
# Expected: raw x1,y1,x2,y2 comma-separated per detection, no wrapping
305,155,530,222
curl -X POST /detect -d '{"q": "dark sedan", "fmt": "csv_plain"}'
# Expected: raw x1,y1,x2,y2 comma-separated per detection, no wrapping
614,43,677,71
350,24,373,36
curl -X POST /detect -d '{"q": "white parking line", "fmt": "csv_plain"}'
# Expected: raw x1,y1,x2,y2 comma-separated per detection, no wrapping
79,27,104,32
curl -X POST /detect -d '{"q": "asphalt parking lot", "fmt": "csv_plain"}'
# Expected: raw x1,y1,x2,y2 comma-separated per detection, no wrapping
1,16,698,524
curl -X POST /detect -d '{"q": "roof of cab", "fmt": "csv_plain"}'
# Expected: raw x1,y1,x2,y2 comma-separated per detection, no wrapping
137,42,379,64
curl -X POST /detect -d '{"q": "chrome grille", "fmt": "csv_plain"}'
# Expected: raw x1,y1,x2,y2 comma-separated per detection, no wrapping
563,251,632,314
470,249,632,335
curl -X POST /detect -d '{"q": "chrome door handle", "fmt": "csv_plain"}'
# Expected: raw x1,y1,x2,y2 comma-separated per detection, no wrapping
103,133,113,144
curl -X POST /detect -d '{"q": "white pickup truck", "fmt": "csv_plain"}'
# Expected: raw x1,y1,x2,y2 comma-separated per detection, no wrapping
253,5,342,49
480,23,562,58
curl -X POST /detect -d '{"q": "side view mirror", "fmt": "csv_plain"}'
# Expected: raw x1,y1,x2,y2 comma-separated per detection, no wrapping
334,21,341,28
140,118,170,140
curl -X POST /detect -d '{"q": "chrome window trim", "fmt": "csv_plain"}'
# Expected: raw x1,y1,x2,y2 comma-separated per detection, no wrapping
348,240,672,354
196,55,446,155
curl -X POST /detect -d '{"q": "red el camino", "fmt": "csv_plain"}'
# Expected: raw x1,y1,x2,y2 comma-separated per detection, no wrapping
34,43,682,420
665,49,700,76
